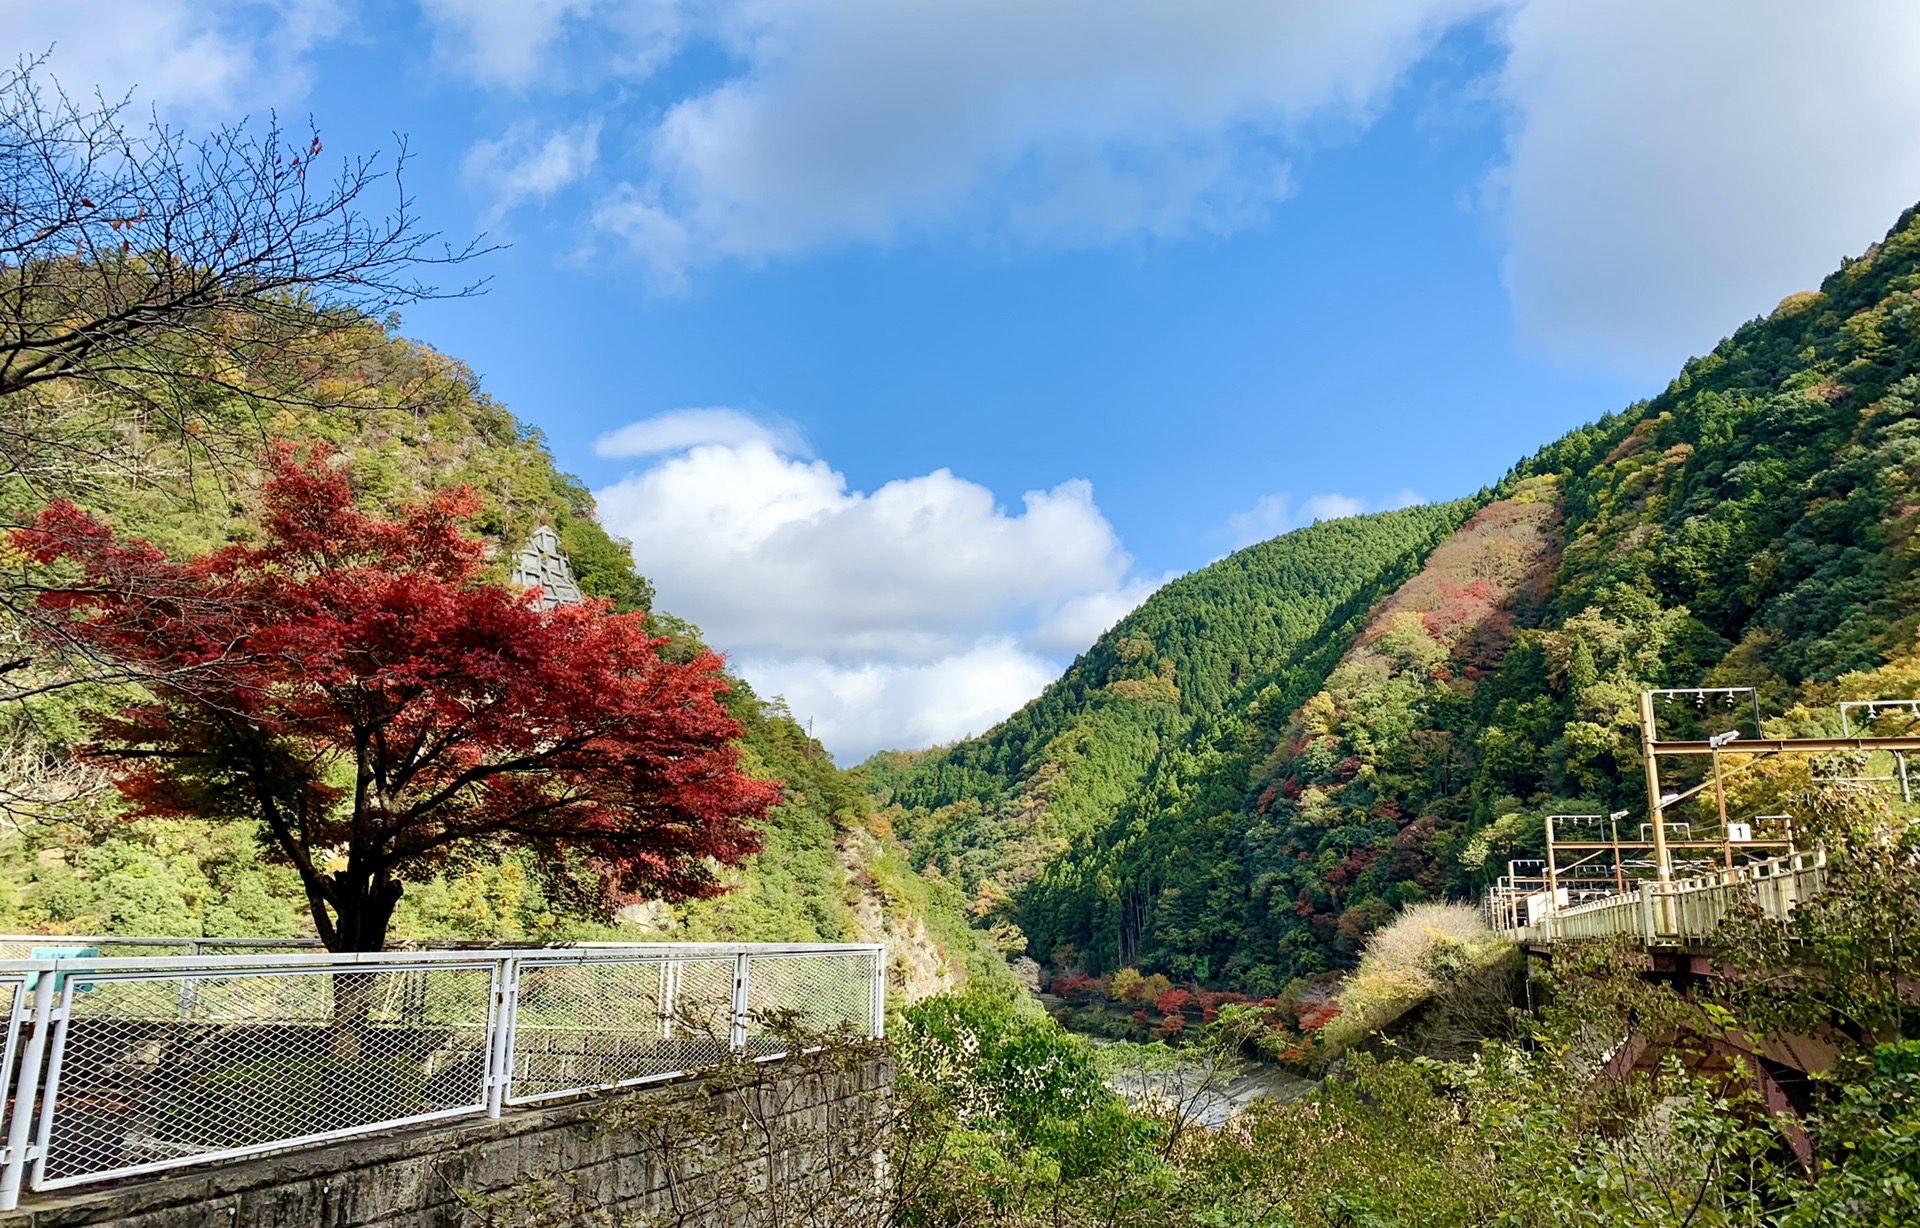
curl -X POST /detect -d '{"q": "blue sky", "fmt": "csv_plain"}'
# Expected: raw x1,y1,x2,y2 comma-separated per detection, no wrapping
17,2,1920,760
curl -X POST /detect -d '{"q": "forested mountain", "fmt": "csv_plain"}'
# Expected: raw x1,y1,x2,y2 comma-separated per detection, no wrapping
0,313,997,992
879,202,1920,995
866,507,1467,928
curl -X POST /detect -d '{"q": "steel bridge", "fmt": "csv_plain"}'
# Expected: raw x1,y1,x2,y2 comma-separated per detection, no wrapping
1487,688,1915,947
1490,847,1826,945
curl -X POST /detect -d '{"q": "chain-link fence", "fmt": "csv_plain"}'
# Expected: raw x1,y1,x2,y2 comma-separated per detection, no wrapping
0,942,883,1208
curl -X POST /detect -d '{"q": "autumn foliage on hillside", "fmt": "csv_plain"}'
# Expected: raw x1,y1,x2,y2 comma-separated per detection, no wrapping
13,446,776,950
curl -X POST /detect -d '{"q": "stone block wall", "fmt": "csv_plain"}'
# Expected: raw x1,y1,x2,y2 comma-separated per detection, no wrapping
8,1054,895,1228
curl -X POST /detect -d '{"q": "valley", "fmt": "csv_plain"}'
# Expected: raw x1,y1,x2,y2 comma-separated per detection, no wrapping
877,205,1920,1008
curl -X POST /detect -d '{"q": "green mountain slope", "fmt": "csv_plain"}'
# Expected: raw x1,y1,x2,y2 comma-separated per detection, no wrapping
0,315,1000,993
867,503,1469,919
884,202,1920,995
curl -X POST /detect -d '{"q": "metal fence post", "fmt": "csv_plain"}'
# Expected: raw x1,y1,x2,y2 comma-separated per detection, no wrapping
0,969,55,1211
658,959,679,1040
486,957,519,1118
27,979,77,1193
869,947,886,1040
730,954,751,1053
176,952,203,1020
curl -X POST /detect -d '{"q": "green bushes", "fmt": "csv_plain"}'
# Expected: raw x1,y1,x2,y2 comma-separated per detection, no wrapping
1779,1041,1920,1226
881,923,1915,1227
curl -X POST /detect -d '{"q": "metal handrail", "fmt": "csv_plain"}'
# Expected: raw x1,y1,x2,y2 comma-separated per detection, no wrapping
1496,849,1827,945
0,941,877,976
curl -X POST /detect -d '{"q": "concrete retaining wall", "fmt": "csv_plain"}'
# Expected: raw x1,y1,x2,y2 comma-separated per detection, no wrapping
7,1055,895,1228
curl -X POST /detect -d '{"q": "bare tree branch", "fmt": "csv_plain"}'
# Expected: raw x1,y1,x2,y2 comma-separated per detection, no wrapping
0,50,492,713
0,52,491,404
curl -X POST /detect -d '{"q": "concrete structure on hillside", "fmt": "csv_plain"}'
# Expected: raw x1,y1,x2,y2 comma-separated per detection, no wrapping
509,525,584,608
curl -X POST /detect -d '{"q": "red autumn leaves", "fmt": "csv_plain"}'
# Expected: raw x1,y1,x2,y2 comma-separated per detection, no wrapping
13,445,776,949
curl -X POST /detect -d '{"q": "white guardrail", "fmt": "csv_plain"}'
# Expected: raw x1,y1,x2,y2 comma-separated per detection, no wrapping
0,941,885,1209
1494,850,1826,946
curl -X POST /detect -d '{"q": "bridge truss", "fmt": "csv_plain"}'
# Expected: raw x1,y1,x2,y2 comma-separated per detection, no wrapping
1488,688,1918,945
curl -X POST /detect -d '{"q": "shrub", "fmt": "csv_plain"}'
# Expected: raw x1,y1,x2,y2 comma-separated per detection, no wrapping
1121,973,1172,1005
1360,903,1496,976
1052,974,1109,1004
899,986,1107,1135
1320,902,1514,1053
1193,988,1249,1024
1066,1007,1131,1040
1296,999,1342,1034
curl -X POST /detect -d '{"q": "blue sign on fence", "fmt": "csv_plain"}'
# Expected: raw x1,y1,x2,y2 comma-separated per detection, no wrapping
26,947,98,994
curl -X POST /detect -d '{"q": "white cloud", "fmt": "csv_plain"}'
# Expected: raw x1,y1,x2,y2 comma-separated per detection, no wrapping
591,188,697,291
1494,1,1920,375
1299,494,1370,523
593,412,1151,758
594,408,809,459
433,1,1920,371
420,0,683,88
1025,577,1166,657
11,0,342,119
591,0,1492,281
463,119,602,222
736,643,1060,761
1226,490,1426,549
596,437,1129,660
420,0,595,84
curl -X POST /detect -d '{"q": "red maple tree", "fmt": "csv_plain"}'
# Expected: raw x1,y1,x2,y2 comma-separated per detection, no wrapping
14,446,776,950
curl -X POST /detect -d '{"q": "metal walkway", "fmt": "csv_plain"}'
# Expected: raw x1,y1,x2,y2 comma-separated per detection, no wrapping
1490,849,1826,946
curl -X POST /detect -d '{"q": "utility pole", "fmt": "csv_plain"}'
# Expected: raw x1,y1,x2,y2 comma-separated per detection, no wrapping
1639,690,1674,937
1544,813,1560,930
1639,690,1671,881
1713,745,1732,869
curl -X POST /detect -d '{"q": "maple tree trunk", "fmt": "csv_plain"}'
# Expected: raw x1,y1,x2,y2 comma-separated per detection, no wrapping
324,875,405,1054
320,873,405,954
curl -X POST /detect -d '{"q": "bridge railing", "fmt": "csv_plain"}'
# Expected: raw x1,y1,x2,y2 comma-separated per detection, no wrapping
1499,850,1826,946
0,941,885,1209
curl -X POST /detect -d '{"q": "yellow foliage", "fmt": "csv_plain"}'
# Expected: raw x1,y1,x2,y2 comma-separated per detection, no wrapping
1321,967,1430,1050
1322,903,1512,1051
1298,691,1338,738
1770,289,1826,318
1108,673,1179,704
